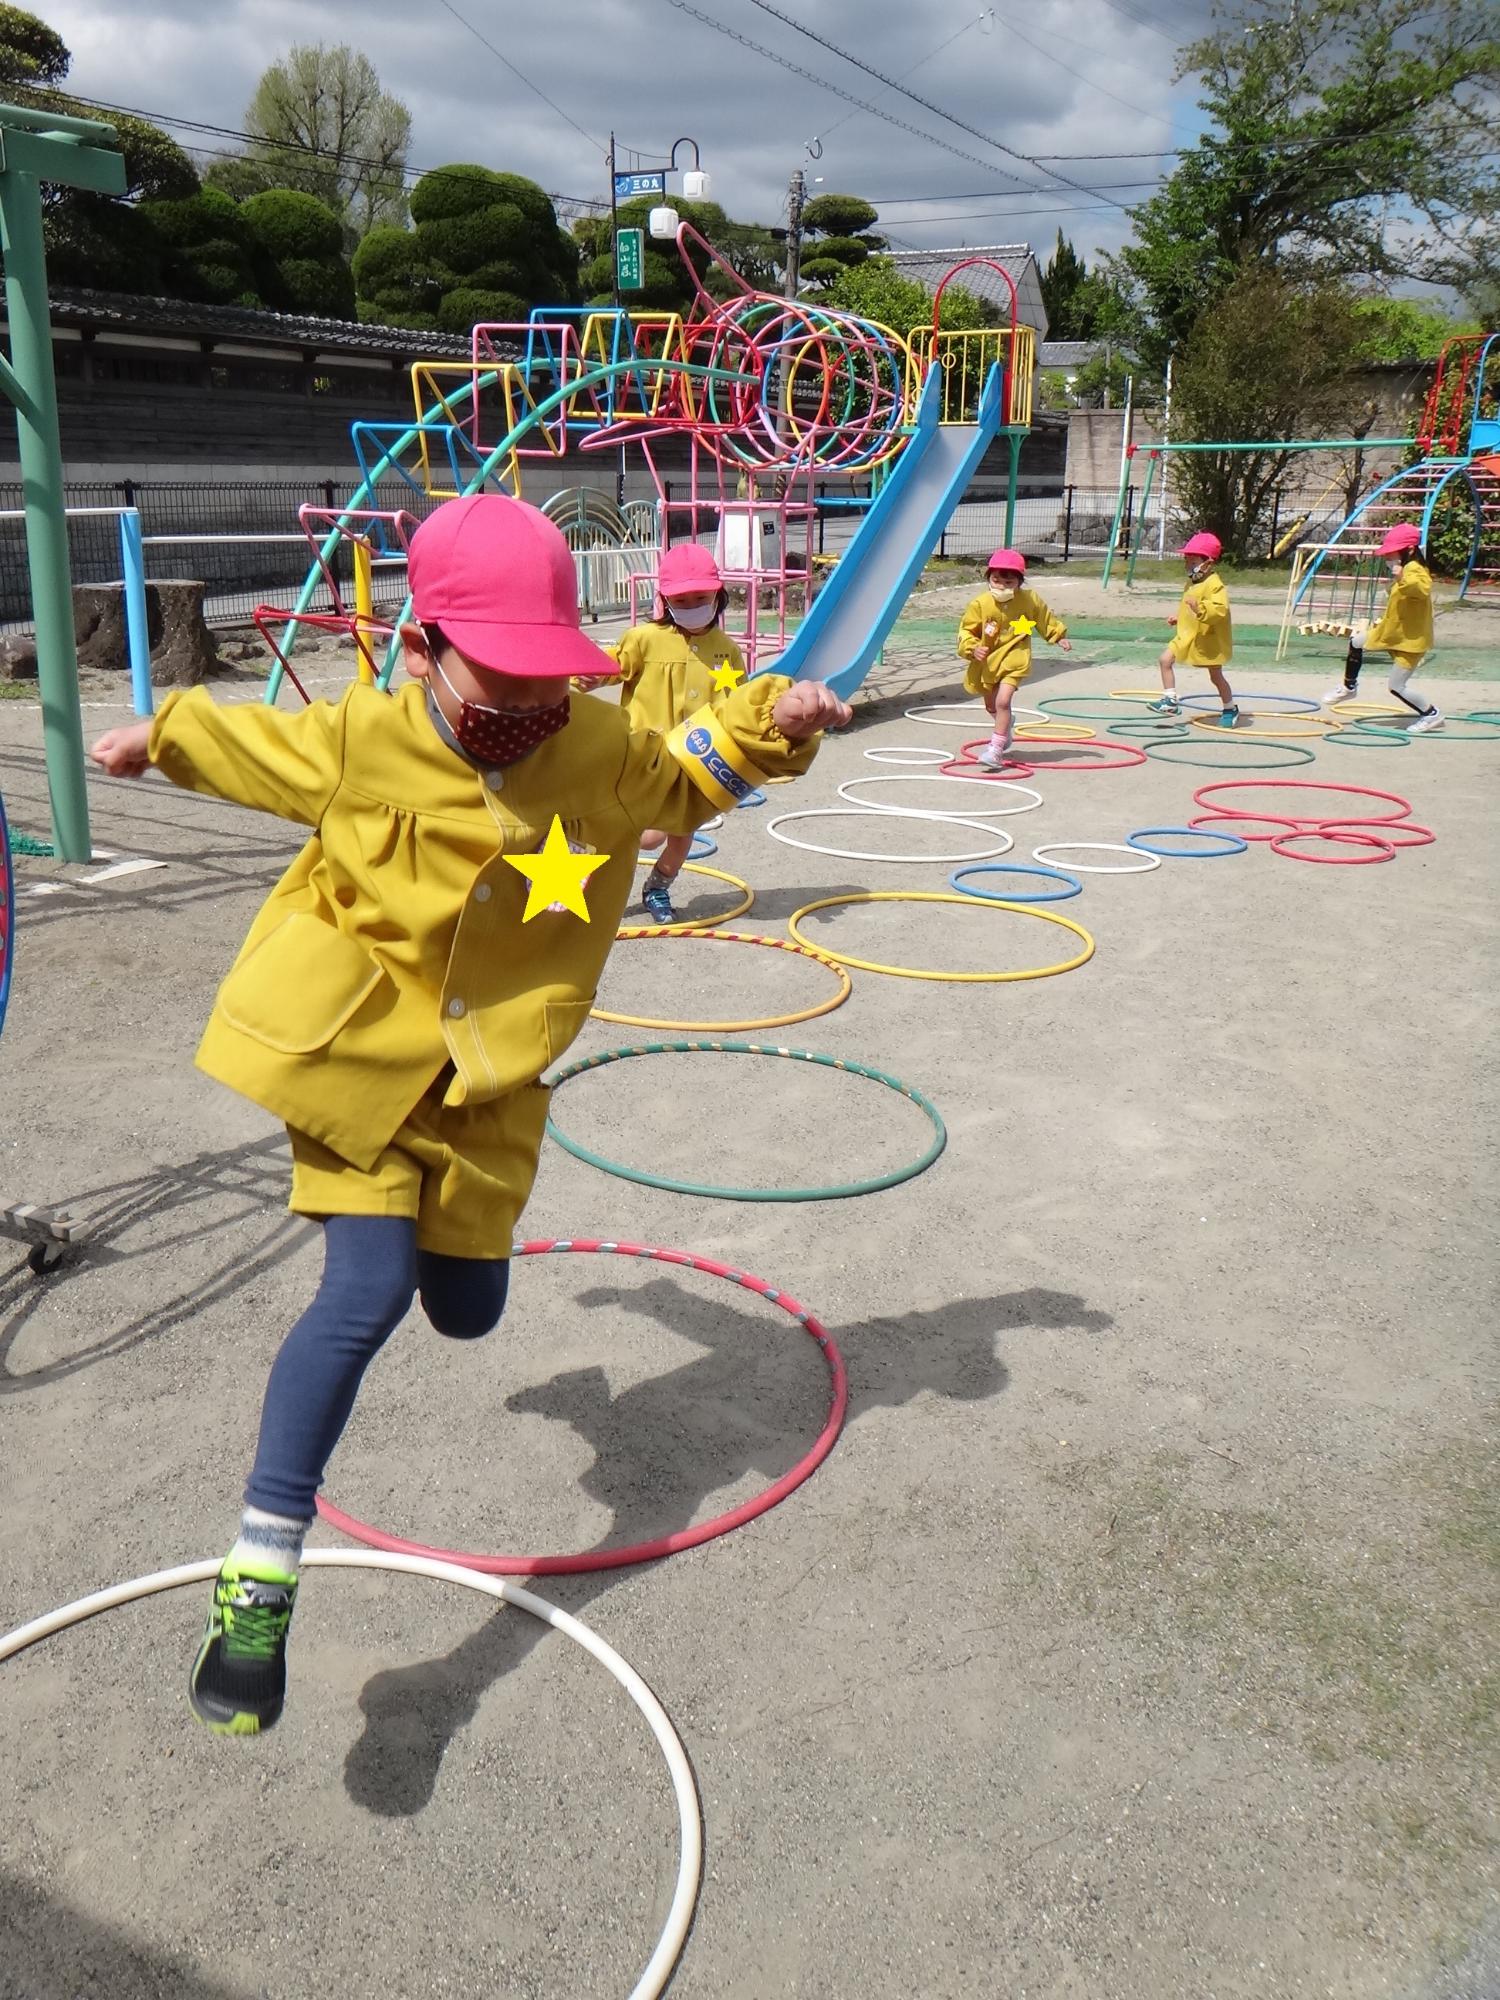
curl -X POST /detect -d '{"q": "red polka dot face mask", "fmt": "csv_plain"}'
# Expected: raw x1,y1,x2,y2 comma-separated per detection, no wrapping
430,654,570,765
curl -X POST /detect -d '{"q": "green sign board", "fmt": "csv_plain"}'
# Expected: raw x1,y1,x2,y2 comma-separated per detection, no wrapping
615,227,644,292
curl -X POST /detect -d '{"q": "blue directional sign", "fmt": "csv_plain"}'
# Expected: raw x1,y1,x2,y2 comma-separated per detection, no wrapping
614,170,666,201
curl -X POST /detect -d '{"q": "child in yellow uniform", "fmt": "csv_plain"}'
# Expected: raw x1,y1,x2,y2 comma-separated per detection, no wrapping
607,542,746,922
1149,531,1238,726
957,548,1071,770
89,493,849,1737
1324,523,1442,730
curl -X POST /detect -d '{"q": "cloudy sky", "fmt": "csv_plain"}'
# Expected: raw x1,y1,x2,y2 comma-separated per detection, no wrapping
41,0,1220,264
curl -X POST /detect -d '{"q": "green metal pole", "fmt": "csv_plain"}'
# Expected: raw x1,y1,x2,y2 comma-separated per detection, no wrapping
1124,450,1158,589
1101,454,1132,590
1003,430,1020,545
0,171,90,861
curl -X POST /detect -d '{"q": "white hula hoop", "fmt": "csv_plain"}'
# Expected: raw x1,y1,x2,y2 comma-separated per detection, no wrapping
0,1547,702,2000
1031,841,1162,875
766,807,1015,863
836,774,1044,822
903,701,1049,730
862,745,952,767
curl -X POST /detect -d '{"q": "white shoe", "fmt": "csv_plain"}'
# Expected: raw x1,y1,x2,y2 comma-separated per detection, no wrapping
1323,685,1358,705
1406,708,1444,734
973,746,1012,773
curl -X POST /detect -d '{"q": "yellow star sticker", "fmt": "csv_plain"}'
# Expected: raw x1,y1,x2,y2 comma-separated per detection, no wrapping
504,815,609,923
1009,614,1038,638
710,658,745,692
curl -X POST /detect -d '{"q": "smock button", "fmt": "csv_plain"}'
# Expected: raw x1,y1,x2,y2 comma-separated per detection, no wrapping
485,769,504,790
472,882,492,903
448,998,466,1019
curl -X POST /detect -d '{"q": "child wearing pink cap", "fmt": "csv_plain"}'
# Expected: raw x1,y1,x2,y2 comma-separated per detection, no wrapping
1323,524,1442,730
1150,532,1237,725
89,493,848,1737
957,549,1071,770
604,542,747,922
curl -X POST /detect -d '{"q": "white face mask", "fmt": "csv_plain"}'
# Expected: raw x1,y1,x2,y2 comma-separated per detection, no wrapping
669,601,718,632
989,582,1017,603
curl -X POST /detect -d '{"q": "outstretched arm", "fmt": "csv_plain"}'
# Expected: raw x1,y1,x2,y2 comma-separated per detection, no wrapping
90,686,347,826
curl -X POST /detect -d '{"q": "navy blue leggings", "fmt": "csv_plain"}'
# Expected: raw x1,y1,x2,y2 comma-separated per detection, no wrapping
244,1214,509,1519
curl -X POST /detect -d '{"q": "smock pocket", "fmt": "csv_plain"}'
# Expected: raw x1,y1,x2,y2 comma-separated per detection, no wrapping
218,914,388,1055
544,998,594,1068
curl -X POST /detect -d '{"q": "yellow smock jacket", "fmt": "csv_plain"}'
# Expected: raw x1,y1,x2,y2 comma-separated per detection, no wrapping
956,588,1067,693
1366,560,1433,664
147,675,814,1176
607,622,748,734
1171,571,1232,667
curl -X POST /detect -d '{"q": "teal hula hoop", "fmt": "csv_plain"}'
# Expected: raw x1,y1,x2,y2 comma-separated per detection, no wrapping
545,1040,947,1201
1140,738,1317,770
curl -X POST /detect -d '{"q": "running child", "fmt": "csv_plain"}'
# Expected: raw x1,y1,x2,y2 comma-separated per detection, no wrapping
88,493,848,1737
957,548,1072,771
606,542,747,923
1324,523,1443,731
1149,531,1238,726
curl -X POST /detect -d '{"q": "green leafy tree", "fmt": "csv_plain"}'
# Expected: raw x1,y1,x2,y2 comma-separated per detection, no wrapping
1351,298,1477,364
1114,0,1500,370
578,194,733,310
819,257,993,337
798,191,886,291
139,187,263,306
242,189,356,317
229,43,411,236
351,224,445,328
1039,231,1089,340
0,1,67,84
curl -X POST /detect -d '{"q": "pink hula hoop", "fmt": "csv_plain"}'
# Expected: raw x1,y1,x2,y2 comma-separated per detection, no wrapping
1268,830,1396,864
1192,779,1413,825
956,736,1146,773
316,1237,848,1576
1318,817,1435,849
1188,811,1305,842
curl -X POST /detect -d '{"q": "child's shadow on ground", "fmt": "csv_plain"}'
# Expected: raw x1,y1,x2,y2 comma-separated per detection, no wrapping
343,1280,1111,1817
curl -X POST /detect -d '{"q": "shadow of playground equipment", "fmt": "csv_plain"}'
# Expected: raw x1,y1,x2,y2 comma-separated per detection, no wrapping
0,1868,246,2000
342,1279,1111,1820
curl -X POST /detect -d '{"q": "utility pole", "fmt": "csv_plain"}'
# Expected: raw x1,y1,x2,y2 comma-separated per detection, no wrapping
784,167,805,301
608,131,625,509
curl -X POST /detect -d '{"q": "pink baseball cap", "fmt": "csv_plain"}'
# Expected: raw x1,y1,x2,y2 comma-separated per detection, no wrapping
408,493,616,680
1378,523,1421,556
656,543,723,596
986,547,1026,575
1181,530,1222,561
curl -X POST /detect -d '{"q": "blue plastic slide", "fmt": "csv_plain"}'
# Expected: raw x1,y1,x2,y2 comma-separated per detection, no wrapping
762,362,1006,702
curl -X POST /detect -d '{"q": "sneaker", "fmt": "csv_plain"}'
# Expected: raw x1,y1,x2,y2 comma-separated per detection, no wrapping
189,1556,298,1736
1323,685,1359,705
641,880,678,924
1407,707,1444,734
1147,695,1181,715
1218,705,1240,729
973,745,1013,773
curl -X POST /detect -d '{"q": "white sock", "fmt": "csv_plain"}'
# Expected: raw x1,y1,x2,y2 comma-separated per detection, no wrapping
986,731,1008,756
231,1506,310,1577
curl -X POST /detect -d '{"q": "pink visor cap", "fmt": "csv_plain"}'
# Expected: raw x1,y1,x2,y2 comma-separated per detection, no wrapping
408,493,617,680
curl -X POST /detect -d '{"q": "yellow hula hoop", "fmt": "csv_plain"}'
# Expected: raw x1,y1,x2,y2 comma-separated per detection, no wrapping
630,858,754,926
593,928,852,1031
1109,688,1171,699
1187,713,1337,739
1328,699,1407,718
786,891,1095,984
1012,721,1095,742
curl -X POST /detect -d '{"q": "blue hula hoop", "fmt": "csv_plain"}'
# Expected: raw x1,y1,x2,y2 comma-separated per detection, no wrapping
1178,690,1321,715
948,862,1083,904
737,788,767,808
1126,825,1249,858
639,833,718,861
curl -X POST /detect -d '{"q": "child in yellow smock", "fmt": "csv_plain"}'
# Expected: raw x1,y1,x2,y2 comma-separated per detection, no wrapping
1149,530,1237,725
89,493,849,1738
606,541,746,922
957,547,1071,770
1324,523,1442,730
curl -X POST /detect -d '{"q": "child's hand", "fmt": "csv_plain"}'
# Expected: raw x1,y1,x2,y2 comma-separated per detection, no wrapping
774,683,853,740
965,644,989,662
1166,614,1178,626
89,721,154,778
1057,638,1073,653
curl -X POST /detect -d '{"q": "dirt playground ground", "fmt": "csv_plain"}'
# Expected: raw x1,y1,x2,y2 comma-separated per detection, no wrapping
1,588,1496,2000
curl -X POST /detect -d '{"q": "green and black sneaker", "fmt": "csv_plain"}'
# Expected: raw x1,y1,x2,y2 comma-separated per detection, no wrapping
188,1556,299,1736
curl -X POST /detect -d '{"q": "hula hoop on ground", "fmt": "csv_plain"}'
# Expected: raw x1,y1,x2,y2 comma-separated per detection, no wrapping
1030,842,1161,875
903,701,991,727
1191,779,1413,825
1317,817,1435,849
786,891,1095,983
1187,714,1336,740
948,862,1083,904
939,753,1035,778
1187,810,1304,842
764,808,1016,864
321,1242,847,1580
862,745,951,766
593,928,851,1031
1327,699,1406,718
1107,719,1192,740
1269,830,1396,864
835,774,1045,821
630,858,753,925
1108,688,1174,699
1179,690,1321,714
737,789,767,808
1462,710,1500,724
0,1545,702,2000
958,735,1146,773
1323,725,1410,747
1038,695,1159,720
544,1045,946,1199
1352,715,1500,741
1011,721,1097,742
641,833,717,861
1126,825,1249,858
1141,738,1318,770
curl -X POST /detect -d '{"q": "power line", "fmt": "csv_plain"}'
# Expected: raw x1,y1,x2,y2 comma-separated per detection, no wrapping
985,7,1177,133
431,0,608,154
1096,0,1182,45
657,0,1040,192
872,181,1164,205
809,7,996,152
743,0,1126,208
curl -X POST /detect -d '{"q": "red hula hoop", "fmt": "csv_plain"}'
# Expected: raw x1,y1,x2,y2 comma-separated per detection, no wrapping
1187,811,1308,842
1318,817,1435,849
1268,830,1396,864
940,754,1035,778
956,736,1146,773
1192,779,1413,825
316,1238,848,1575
